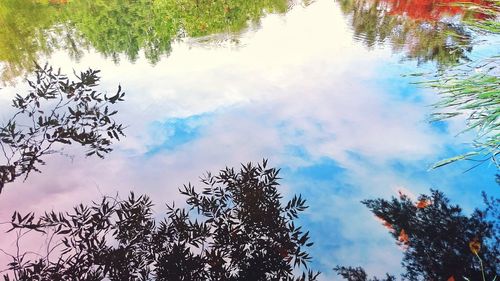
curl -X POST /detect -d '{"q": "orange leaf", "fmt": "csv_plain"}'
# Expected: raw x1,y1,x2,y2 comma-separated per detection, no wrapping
447,275,455,281
416,199,431,209
398,229,409,245
469,238,481,255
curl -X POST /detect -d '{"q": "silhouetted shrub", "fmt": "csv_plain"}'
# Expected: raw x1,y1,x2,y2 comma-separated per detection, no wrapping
2,160,319,281
0,63,125,192
336,190,499,281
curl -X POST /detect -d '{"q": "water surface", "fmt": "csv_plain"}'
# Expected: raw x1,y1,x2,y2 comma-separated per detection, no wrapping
0,0,498,279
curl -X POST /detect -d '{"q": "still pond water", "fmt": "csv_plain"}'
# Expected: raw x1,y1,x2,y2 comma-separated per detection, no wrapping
0,0,498,278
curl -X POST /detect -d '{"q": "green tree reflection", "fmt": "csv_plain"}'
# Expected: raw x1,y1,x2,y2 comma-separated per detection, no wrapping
337,0,481,66
0,0,288,83
0,0,59,83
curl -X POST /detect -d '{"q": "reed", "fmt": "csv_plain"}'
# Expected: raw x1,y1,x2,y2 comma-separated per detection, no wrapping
426,0,499,169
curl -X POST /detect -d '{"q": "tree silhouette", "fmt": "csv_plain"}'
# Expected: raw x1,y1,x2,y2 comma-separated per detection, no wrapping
334,266,396,281
336,190,499,280
0,63,125,193
2,160,319,281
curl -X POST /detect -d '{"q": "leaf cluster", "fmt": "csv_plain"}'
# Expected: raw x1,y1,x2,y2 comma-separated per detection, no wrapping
334,266,395,281
427,68,500,169
0,63,125,192
2,161,319,281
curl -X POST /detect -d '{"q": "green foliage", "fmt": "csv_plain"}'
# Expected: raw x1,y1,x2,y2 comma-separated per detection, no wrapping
337,0,475,67
2,161,319,280
427,68,499,169
0,0,290,83
422,0,499,169
0,0,61,83
461,0,500,33
169,0,288,37
0,63,125,193
62,0,178,64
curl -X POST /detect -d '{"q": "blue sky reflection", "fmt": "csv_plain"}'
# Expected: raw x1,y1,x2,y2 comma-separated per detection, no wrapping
0,0,498,279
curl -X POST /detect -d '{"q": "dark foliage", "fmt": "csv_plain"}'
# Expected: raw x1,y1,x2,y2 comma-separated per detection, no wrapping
2,160,319,281
0,63,125,192
336,190,499,281
334,266,395,281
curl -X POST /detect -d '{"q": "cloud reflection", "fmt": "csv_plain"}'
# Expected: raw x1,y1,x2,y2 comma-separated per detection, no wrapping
0,0,497,278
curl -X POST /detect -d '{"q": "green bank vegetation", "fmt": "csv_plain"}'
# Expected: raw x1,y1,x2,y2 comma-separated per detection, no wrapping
0,0,289,84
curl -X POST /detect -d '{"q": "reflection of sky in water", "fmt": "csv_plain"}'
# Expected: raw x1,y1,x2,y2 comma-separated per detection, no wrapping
0,0,498,279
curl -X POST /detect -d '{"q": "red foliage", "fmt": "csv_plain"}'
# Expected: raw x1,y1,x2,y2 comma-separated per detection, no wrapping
380,0,490,21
